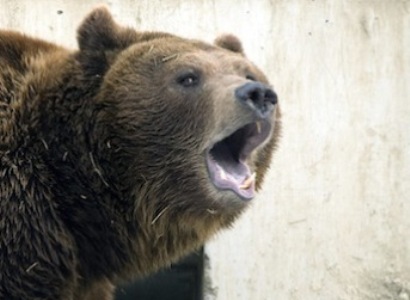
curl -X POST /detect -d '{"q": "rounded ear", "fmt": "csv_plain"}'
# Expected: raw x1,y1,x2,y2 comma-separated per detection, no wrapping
214,34,244,55
77,6,136,51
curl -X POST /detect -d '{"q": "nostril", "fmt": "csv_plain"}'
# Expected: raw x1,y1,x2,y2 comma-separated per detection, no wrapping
265,89,278,106
249,88,263,104
235,82,265,104
235,82,277,116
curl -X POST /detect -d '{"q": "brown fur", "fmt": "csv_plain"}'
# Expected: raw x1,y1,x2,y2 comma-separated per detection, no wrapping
0,7,280,300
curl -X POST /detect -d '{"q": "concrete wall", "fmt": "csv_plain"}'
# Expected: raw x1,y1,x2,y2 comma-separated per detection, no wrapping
1,1,409,299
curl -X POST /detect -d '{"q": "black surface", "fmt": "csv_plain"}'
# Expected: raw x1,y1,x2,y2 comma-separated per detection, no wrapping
115,249,204,300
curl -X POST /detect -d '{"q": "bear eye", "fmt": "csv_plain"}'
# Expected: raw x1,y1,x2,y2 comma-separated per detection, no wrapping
176,72,200,88
246,74,257,81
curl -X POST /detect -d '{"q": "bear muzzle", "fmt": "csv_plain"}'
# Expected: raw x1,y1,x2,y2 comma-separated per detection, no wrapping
205,101,275,201
235,81,277,119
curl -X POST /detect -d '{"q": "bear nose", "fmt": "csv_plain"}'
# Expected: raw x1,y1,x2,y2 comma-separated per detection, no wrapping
235,82,277,117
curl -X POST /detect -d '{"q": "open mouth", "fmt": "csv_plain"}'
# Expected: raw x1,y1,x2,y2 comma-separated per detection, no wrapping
206,120,272,200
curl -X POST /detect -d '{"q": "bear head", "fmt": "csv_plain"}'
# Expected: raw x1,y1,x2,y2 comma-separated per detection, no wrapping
75,8,280,223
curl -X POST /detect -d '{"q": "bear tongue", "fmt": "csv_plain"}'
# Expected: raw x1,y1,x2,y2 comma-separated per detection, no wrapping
207,155,256,200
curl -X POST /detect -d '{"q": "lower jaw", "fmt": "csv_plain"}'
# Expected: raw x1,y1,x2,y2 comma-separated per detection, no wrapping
206,157,257,201
209,177,256,201
222,185,255,201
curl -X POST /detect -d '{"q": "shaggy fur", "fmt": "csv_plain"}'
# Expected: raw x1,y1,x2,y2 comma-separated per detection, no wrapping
0,7,280,300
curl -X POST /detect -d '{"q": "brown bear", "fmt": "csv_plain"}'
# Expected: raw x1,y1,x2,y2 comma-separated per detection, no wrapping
0,7,280,300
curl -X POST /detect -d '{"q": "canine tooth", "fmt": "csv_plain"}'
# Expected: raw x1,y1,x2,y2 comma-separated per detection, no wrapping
240,173,256,190
256,121,262,134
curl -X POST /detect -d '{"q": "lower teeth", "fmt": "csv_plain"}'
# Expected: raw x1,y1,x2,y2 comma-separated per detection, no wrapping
239,173,256,190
